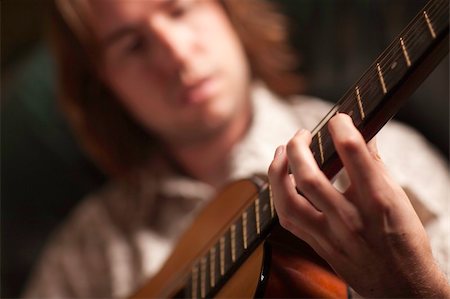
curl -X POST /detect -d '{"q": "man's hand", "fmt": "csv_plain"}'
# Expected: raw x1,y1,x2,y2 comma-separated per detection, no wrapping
268,113,450,297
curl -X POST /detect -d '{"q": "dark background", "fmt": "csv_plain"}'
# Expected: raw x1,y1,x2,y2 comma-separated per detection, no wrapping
2,0,448,297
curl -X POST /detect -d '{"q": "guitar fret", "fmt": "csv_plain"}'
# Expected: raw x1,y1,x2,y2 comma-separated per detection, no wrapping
269,185,275,218
423,10,436,38
209,247,216,288
400,37,411,67
355,86,365,120
200,257,207,298
230,225,237,262
376,63,387,94
309,136,322,167
317,130,325,165
255,198,261,235
219,237,225,276
242,212,248,249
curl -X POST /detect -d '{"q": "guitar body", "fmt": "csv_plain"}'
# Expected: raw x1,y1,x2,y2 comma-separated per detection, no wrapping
259,227,348,298
131,178,347,298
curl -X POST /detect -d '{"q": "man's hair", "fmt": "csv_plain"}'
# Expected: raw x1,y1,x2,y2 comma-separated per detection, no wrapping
50,0,303,177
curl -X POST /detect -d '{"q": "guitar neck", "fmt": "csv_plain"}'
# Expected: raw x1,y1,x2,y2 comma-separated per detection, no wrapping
309,0,449,179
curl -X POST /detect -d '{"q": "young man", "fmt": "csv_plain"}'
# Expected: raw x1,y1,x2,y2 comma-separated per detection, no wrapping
24,0,449,297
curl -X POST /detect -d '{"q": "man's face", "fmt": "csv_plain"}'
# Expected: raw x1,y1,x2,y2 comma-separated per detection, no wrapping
91,0,251,146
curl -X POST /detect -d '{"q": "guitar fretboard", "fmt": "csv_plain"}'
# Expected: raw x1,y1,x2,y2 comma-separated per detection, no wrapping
185,0,448,297
309,0,448,176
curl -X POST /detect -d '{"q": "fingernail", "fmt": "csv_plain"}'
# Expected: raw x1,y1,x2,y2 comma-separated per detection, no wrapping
274,145,284,158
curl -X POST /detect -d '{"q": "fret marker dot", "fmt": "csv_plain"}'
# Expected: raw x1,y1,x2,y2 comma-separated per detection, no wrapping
391,61,398,69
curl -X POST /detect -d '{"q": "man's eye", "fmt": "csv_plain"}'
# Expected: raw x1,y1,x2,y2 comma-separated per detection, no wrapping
169,6,185,18
169,2,195,18
126,37,145,53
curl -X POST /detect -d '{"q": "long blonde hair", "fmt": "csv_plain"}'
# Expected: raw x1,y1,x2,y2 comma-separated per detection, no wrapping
50,0,303,177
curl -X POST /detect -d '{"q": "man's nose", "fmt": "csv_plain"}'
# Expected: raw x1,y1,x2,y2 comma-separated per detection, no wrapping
150,17,196,71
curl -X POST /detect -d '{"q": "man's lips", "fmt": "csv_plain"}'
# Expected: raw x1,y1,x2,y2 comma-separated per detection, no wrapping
181,75,219,105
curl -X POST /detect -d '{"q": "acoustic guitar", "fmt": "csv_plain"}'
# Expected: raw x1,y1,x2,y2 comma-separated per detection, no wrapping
131,0,449,297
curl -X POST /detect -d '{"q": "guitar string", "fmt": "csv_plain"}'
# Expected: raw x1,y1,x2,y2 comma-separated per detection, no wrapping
316,9,448,154
376,9,446,86
351,7,447,111
353,0,446,96
309,5,448,158
298,1,448,179
309,6,448,156
337,1,447,117
328,0,444,108
317,0,446,127
336,4,446,120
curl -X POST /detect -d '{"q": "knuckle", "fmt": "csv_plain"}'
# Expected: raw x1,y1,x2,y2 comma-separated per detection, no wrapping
338,134,364,154
278,214,294,232
339,208,365,236
369,189,394,213
347,218,365,237
298,171,322,191
370,189,385,204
